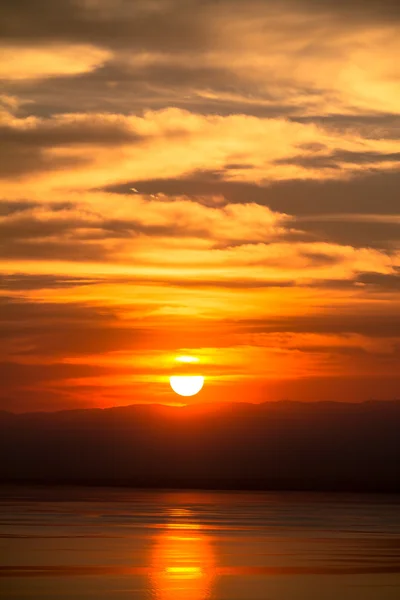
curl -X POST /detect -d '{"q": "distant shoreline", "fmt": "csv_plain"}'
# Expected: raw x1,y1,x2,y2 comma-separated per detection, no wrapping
2,400,399,495
1,479,400,494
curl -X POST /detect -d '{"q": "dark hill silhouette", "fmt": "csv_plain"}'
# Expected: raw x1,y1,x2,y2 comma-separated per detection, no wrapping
1,401,399,492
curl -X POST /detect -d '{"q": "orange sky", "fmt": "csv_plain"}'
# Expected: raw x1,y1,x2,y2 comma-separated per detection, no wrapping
1,0,400,411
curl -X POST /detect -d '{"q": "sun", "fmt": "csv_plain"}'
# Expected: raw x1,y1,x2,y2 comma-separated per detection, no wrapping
169,376,204,397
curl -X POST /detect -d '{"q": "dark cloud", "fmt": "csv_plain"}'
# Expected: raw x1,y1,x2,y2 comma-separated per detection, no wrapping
302,278,356,290
292,114,400,140
1,0,398,51
0,0,208,50
0,295,116,325
297,218,400,250
6,271,398,294
0,208,114,260
0,120,142,147
224,163,254,171
357,271,400,290
301,275,400,292
290,0,400,21
0,214,86,240
0,200,36,216
0,274,102,291
0,238,110,262
298,251,341,266
0,119,144,178
99,217,211,240
97,60,244,93
0,146,87,177
0,360,126,387
106,168,400,217
112,273,400,292
6,60,299,120
6,272,369,293
236,314,400,338
275,150,400,170
114,276,296,289
297,142,327,152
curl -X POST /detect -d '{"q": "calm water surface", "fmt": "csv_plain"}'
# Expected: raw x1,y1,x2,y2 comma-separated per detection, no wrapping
1,487,399,599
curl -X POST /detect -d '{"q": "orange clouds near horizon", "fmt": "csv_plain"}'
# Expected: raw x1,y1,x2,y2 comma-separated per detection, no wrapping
1,0,399,412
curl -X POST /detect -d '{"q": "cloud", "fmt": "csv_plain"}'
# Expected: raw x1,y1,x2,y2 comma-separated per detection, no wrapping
2,191,398,284
0,273,103,291
292,114,400,141
2,0,400,119
105,168,400,215
0,0,400,410
2,108,400,191
292,0,400,21
0,360,125,386
0,295,115,326
0,45,110,80
0,193,293,260
0,115,143,146
296,214,400,250
0,1,215,59
0,201,37,216
236,313,400,339
357,271,400,290
0,203,111,261
0,295,149,362
275,150,400,170
106,168,400,252
2,1,399,46
0,112,144,177
4,269,400,296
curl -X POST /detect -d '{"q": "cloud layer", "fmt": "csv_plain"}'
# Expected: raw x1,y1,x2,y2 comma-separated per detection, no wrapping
1,0,399,410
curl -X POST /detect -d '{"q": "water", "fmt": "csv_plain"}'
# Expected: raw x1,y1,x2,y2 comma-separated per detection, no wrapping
1,487,399,599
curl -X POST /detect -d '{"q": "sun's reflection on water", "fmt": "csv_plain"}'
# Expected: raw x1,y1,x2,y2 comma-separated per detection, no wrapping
150,508,215,600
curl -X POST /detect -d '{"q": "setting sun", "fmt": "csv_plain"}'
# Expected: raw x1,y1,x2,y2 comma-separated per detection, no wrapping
169,376,205,397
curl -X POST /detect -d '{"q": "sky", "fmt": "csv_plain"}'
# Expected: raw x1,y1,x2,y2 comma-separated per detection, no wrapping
1,0,400,412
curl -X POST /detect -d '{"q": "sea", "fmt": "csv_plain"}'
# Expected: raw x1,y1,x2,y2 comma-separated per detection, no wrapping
1,486,399,599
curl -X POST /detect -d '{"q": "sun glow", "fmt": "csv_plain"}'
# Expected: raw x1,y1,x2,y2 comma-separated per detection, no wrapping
175,355,199,364
169,375,204,397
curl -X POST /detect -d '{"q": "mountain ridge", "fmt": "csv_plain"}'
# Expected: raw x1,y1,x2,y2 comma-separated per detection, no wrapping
1,400,399,493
